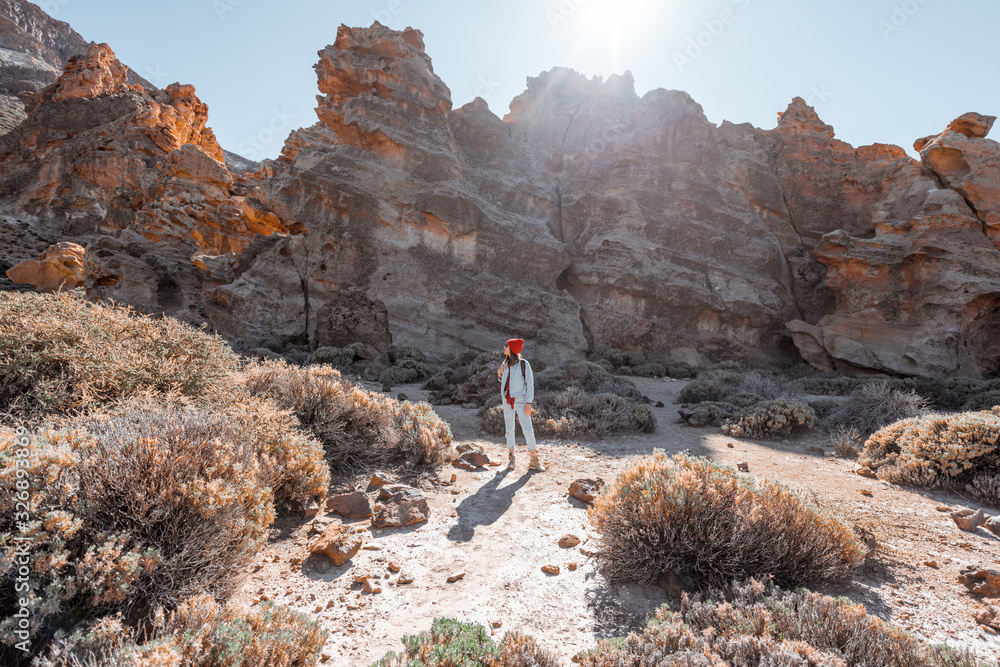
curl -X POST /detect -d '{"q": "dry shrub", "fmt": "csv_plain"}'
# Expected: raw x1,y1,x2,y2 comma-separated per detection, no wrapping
211,395,330,509
830,425,864,459
721,398,816,439
588,454,864,588
679,369,800,405
0,291,237,417
792,375,866,396
963,390,1000,411
238,360,452,471
860,411,1000,487
479,387,656,439
576,578,982,667
31,615,135,667
0,413,274,662
128,594,327,667
375,617,558,667
828,381,930,438
967,473,1000,508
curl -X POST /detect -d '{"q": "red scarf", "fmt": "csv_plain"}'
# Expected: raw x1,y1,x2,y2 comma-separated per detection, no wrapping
503,362,515,408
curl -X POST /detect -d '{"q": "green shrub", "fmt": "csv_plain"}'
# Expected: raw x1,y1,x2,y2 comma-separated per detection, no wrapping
679,400,740,426
721,398,816,439
0,291,237,417
576,578,983,667
913,377,1000,411
310,345,357,367
859,411,1000,487
588,454,864,589
677,370,741,403
563,361,645,400
130,594,328,667
828,381,930,437
388,345,427,363
678,369,799,405
239,360,452,471
628,362,667,378
374,617,557,667
665,361,697,379
423,351,503,403
379,358,433,385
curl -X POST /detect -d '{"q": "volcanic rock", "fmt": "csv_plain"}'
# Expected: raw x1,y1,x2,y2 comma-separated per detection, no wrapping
568,478,604,504
371,484,429,527
309,524,362,566
6,241,85,291
453,443,490,469
959,567,1000,598
0,42,285,324
787,112,1000,377
953,508,988,532
326,491,374,518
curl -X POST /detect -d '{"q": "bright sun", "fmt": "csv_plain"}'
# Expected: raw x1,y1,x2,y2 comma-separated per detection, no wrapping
579,0,653,36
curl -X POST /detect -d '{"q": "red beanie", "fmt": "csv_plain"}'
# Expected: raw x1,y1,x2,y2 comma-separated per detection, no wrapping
506,338,524,355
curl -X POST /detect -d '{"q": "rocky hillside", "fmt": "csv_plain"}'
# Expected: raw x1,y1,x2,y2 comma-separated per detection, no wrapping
0,0,151,132
2,19,999,376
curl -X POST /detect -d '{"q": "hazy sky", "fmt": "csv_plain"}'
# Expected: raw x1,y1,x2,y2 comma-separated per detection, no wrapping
48,0,1000,162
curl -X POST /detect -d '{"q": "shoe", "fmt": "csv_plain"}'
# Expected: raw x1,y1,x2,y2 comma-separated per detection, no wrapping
507,452,516,469
528,456,545,472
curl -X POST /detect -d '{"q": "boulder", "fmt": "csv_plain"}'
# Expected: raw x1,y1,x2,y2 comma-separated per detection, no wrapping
959,567,1000,598
952,508,988,532
6,242,86,292
326,491,374,518
453,443,490,469
558,534,581,548
309,525,362,566
985,515,1000,537
372,485,429,527
568,478,604,504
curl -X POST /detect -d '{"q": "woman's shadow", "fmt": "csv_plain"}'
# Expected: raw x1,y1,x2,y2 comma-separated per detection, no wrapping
446,468,534,542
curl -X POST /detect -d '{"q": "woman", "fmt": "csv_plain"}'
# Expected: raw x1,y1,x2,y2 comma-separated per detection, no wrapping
497,338,544,471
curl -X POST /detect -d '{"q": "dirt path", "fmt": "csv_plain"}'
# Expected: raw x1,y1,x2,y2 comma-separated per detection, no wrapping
227,378,1000,666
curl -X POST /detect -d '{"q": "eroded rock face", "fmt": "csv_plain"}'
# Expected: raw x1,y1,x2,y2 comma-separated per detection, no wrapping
228,23,585,361
216,25,848,365
0,44,285,259
0,0,152,136
4,20,1000,377
787,113,1000,377
0,42,285,324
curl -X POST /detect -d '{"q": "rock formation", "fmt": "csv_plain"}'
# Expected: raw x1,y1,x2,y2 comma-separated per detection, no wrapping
6,240,84,291
0,0,152,135
0,42,286,324
787,112,1000,377
208,24,585,360
2,18,999,376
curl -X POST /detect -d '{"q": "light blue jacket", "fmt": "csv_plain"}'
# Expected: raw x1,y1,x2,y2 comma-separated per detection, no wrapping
499,358,534,403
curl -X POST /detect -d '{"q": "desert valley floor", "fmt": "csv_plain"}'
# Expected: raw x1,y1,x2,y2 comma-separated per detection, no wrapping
225,377,1000,666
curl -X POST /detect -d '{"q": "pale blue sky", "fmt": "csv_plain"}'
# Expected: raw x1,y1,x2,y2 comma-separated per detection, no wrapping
48,0,999,161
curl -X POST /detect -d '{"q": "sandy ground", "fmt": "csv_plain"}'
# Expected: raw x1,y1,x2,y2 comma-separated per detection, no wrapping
226,377,1000,666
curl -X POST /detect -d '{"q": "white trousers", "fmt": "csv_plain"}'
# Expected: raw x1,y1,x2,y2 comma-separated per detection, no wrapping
502,397,537,451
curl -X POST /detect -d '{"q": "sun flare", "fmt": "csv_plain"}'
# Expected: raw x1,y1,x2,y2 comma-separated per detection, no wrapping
579,0,654,36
